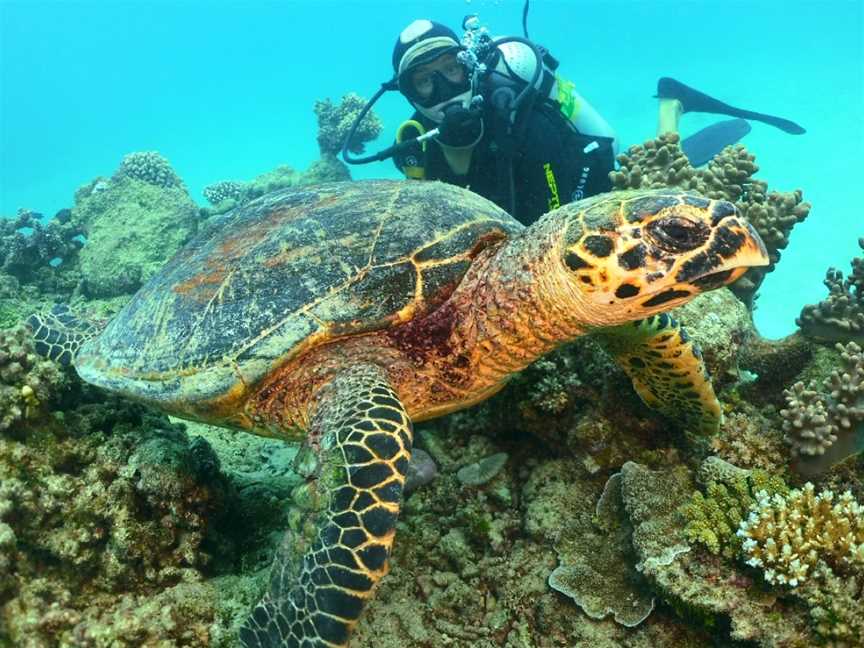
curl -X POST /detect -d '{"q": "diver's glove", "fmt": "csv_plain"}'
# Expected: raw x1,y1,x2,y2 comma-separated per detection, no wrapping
438,105,483,146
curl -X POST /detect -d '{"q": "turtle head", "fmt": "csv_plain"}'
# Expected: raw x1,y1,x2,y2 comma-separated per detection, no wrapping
555,191,769,325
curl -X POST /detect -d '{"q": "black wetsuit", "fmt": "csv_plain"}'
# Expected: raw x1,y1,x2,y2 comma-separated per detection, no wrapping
396,101,615,226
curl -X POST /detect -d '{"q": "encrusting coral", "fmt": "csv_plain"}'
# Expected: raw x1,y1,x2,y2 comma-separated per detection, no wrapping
781,341,864,474
611,133,810,306
737,483,864,587
72,152,200,298
314,93,383,156
797,237,864,345
0,325,65,432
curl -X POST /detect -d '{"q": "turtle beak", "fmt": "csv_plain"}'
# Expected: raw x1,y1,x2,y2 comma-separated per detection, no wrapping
635,218,768,310
689,219,769,290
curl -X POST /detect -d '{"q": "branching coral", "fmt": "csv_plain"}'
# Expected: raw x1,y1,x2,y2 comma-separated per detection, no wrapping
781,342,864,473
797,238,864,345
314,93,382,156
737,484,864,644
611,133,810,307
113,151,185,189
737,483,864,587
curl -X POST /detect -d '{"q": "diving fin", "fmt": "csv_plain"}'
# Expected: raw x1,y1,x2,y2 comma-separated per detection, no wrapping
681,118,752,167
657,77,806,134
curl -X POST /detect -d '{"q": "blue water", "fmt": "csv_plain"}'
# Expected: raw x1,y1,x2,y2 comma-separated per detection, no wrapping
2,0,862,338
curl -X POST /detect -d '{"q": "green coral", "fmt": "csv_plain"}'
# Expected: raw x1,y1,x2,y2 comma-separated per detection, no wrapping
72,173,199,298
680,459,787,558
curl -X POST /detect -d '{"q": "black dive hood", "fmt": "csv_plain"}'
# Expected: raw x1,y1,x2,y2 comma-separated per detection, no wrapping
341,1,539,166
340,35,543,166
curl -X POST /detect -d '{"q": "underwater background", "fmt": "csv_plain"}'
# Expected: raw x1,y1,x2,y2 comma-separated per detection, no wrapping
2,2,864,648
2,0,862,338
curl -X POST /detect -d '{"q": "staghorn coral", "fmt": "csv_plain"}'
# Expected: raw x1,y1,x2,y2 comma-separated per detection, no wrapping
797,237,864,345
314,93,382,156
737,483,864,587
0,325,66,432
611,133,810,307
113,151,185,189
781,342,864,474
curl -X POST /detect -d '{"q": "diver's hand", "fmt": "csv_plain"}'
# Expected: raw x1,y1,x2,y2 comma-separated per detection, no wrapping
438,105,481,142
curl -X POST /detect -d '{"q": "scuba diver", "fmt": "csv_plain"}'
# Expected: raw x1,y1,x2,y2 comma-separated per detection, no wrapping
341,10,805,227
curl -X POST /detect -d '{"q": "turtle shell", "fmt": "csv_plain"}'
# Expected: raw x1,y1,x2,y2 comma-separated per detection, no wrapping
75,180,522,411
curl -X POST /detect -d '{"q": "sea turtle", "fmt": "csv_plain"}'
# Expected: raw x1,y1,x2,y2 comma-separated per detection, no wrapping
28,180,768,648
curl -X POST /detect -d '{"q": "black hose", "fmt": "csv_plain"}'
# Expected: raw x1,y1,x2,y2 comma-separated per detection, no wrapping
522,0,530,39
341,79,398,165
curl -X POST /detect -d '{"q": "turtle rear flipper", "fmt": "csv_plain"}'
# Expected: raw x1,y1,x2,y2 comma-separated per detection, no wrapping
594,314,722,434
240,364,413,648
26,304,104,366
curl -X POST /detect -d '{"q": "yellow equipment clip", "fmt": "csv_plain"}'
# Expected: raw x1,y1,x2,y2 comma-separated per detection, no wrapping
396,119,427,180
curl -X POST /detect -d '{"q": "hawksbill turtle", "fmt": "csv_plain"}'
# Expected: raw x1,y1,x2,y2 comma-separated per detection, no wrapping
28,180,768,647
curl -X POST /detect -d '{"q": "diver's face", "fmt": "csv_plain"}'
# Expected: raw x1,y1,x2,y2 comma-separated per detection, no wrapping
410,53,466,100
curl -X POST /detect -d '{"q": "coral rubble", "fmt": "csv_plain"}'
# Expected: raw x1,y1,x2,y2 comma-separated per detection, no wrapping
797,237,864,345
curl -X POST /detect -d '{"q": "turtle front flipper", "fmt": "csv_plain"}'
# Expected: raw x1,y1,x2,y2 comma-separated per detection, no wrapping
26,304,104,366
240,364,413,648
593,314,722,434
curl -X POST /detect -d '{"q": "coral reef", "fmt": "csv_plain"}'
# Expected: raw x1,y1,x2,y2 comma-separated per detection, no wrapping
202,180,245,206
113,151,185,189
548,470,655,628
680,458,787,558
0,208,83,286
314,93,382,156
710,410,787,472
621,461,816,647
738,484,864,645
72,154,200,298
780,342,864,474
611,133,810,306
0,325,66,432
738,483,864,587
201,161,350,215
797,237,864,345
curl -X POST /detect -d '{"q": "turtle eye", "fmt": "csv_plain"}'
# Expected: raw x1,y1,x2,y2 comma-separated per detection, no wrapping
647,217,709,252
